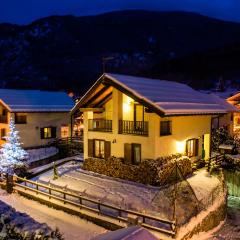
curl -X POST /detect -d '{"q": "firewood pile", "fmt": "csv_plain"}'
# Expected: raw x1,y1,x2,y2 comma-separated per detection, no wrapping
83,154,192,186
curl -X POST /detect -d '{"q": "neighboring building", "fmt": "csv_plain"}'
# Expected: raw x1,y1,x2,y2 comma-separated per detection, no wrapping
227,93,240,133
0,89,74,148
72,73,235,163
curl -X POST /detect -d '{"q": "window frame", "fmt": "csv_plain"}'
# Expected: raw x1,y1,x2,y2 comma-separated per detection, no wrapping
93,139,105,159
1,128,6,140
15,113,27,124
40,127,56,139
160,120,172,136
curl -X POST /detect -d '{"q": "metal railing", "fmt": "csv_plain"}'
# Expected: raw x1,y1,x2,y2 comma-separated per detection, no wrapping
88,119,112,132
119,120,148,136
13,176,175,236
0,115,7,123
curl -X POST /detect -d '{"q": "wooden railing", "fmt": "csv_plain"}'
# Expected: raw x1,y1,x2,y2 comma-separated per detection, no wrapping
88,119,112,132
13,176,175,236
119,120,148,136
206,154,224,172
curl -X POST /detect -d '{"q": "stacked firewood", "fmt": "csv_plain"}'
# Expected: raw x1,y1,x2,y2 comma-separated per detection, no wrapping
83,155,192,186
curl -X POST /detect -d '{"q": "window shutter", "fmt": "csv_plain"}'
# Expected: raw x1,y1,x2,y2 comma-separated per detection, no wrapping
124,143,132,164
88,139,94,157
51,127,57,138
194,139,199,156
40,128,44,139
104,141,111,160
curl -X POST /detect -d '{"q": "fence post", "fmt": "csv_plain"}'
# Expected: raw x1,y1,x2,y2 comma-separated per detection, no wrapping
49,184,51,199
6,174,14,193
36,181,38,194
63,192,66,204
98,200,101,213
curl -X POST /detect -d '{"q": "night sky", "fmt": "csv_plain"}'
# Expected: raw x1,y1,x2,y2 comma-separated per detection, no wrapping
0,0,240,24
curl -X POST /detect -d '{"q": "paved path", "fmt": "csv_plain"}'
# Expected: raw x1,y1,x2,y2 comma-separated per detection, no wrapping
0,189,106,240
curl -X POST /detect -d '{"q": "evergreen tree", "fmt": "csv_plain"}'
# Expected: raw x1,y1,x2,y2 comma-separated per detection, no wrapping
0,117,28,174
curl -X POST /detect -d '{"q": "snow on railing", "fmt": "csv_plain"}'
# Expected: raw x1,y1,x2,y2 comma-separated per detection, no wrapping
13,176,176,237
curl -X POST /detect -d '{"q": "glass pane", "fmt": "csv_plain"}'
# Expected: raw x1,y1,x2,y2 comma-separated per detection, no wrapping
100,141,105,159
133,145,141,164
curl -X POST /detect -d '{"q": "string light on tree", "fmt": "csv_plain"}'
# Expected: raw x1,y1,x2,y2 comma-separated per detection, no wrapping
0,117,28,174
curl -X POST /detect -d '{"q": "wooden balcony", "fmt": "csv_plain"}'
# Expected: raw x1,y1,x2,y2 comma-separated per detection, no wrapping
119,120,148,136
88,119,112,132
0,115,7,124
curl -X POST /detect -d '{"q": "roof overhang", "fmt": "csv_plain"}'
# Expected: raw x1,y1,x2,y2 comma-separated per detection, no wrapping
71,73,230,117
71,73,165,116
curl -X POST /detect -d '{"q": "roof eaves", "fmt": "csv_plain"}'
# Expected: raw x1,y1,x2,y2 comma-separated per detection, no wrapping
0,99,12,112
71,74,106,114
103,73,166,116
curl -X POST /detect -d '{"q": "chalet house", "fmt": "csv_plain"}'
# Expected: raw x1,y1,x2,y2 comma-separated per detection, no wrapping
72,73,235,163
0,89,74,148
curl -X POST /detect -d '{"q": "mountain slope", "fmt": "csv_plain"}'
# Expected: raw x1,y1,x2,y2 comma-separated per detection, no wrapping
1,10,240,93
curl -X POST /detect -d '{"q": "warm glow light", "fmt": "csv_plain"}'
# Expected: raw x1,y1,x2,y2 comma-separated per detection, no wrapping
176,140,186,153
123,96,133,113
123,103,131,112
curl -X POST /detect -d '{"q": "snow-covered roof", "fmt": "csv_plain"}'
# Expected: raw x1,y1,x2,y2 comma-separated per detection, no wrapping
0,89,74,112
105,73,236,116
92,226,158,240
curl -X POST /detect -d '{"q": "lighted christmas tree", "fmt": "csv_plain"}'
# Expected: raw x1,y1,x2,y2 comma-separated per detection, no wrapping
0,117,28,174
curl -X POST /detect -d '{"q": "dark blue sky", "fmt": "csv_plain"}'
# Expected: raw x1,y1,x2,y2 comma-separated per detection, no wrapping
1,0,240,24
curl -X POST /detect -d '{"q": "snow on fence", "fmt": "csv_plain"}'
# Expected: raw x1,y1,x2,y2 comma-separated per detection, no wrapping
13,176,176,237
27,147,59,163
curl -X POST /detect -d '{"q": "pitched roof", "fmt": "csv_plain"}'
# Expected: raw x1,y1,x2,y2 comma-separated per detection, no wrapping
104,73,237,116
92,226,158,240
0,89,74,112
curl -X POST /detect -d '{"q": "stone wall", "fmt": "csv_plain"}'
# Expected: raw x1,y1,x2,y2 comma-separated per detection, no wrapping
83,155,192,186
176,179,227,240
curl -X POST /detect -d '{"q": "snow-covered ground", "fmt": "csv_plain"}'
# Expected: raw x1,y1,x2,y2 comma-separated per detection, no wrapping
27,147,58,163
32,162,221,226
0,189,107,240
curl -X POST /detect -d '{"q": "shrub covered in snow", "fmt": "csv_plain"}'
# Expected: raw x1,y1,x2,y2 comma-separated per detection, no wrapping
83,154,192,186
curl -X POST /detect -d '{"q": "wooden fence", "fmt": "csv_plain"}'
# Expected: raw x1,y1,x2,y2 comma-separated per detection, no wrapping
13,176,176,237
207,154,225,172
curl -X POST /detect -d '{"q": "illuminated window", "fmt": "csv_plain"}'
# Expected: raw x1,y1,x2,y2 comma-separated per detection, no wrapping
61,126,69,138
186,139,199,157
40,127,56,139
94,140,105,159
160,121,172,136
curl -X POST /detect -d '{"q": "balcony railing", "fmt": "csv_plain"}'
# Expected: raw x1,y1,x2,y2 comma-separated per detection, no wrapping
88,119,112,132
0,115,7,124
119,120,148,136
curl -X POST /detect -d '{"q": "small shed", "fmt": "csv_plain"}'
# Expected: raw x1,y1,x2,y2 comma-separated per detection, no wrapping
219,144,235,154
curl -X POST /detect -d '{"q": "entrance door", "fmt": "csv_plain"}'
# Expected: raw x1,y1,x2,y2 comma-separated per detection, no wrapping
203,134,210,160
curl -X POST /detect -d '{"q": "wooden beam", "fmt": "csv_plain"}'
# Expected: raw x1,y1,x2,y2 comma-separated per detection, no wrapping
83,85,110,108
94,93,112,108
79,108,104,112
